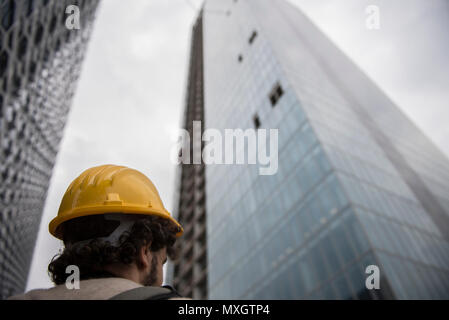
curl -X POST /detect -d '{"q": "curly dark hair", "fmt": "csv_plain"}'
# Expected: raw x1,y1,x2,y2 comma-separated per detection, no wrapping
48,214,179,285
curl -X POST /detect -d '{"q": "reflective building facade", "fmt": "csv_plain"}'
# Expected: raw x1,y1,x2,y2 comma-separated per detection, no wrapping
0,0,100,298
173,0,449,299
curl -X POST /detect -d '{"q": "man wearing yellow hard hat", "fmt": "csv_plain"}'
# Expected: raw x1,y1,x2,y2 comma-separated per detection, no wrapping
9,165,186,300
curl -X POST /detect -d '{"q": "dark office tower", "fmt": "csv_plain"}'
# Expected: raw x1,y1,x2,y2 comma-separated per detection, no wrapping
170,14,208,300
0,0,100,298
172,0,449,299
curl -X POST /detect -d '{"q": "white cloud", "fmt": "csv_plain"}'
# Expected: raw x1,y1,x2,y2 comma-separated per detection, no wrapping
289,0,449,158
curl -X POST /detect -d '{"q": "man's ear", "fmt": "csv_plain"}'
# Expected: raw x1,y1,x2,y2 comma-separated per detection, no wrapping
137,243,152,270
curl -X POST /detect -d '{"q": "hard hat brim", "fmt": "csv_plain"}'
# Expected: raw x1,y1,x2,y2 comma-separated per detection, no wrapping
49,205,184,240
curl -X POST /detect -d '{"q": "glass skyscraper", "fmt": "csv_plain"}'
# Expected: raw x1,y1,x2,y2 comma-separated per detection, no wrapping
0,0,100,298
172,0,449,299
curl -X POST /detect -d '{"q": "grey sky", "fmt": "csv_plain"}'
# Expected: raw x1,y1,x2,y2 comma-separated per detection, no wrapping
26,0,449,291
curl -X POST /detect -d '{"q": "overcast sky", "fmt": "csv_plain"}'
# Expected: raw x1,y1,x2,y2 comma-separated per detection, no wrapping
26,0,449,291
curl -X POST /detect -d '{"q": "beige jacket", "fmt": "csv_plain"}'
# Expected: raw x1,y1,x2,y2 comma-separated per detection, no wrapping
8,277,143,300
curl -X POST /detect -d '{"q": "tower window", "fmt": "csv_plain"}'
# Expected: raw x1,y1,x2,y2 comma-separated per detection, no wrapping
1,0,15,31
0,51,8,77
253,114,261,129
269,83,284,107
249,30,258,44
238,54,243,63
26,0,34,17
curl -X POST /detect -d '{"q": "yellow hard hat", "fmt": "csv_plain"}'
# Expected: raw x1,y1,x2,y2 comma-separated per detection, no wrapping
49,164,183,240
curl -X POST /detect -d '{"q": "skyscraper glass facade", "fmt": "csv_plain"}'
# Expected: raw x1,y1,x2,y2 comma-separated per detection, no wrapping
171,15,208,299
0,0,100,298
173,0,449,299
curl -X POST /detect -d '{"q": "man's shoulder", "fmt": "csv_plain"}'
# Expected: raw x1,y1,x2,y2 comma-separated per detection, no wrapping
7,277,142,300
109,285,187,300
7,289,45,300
6,279,190,300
